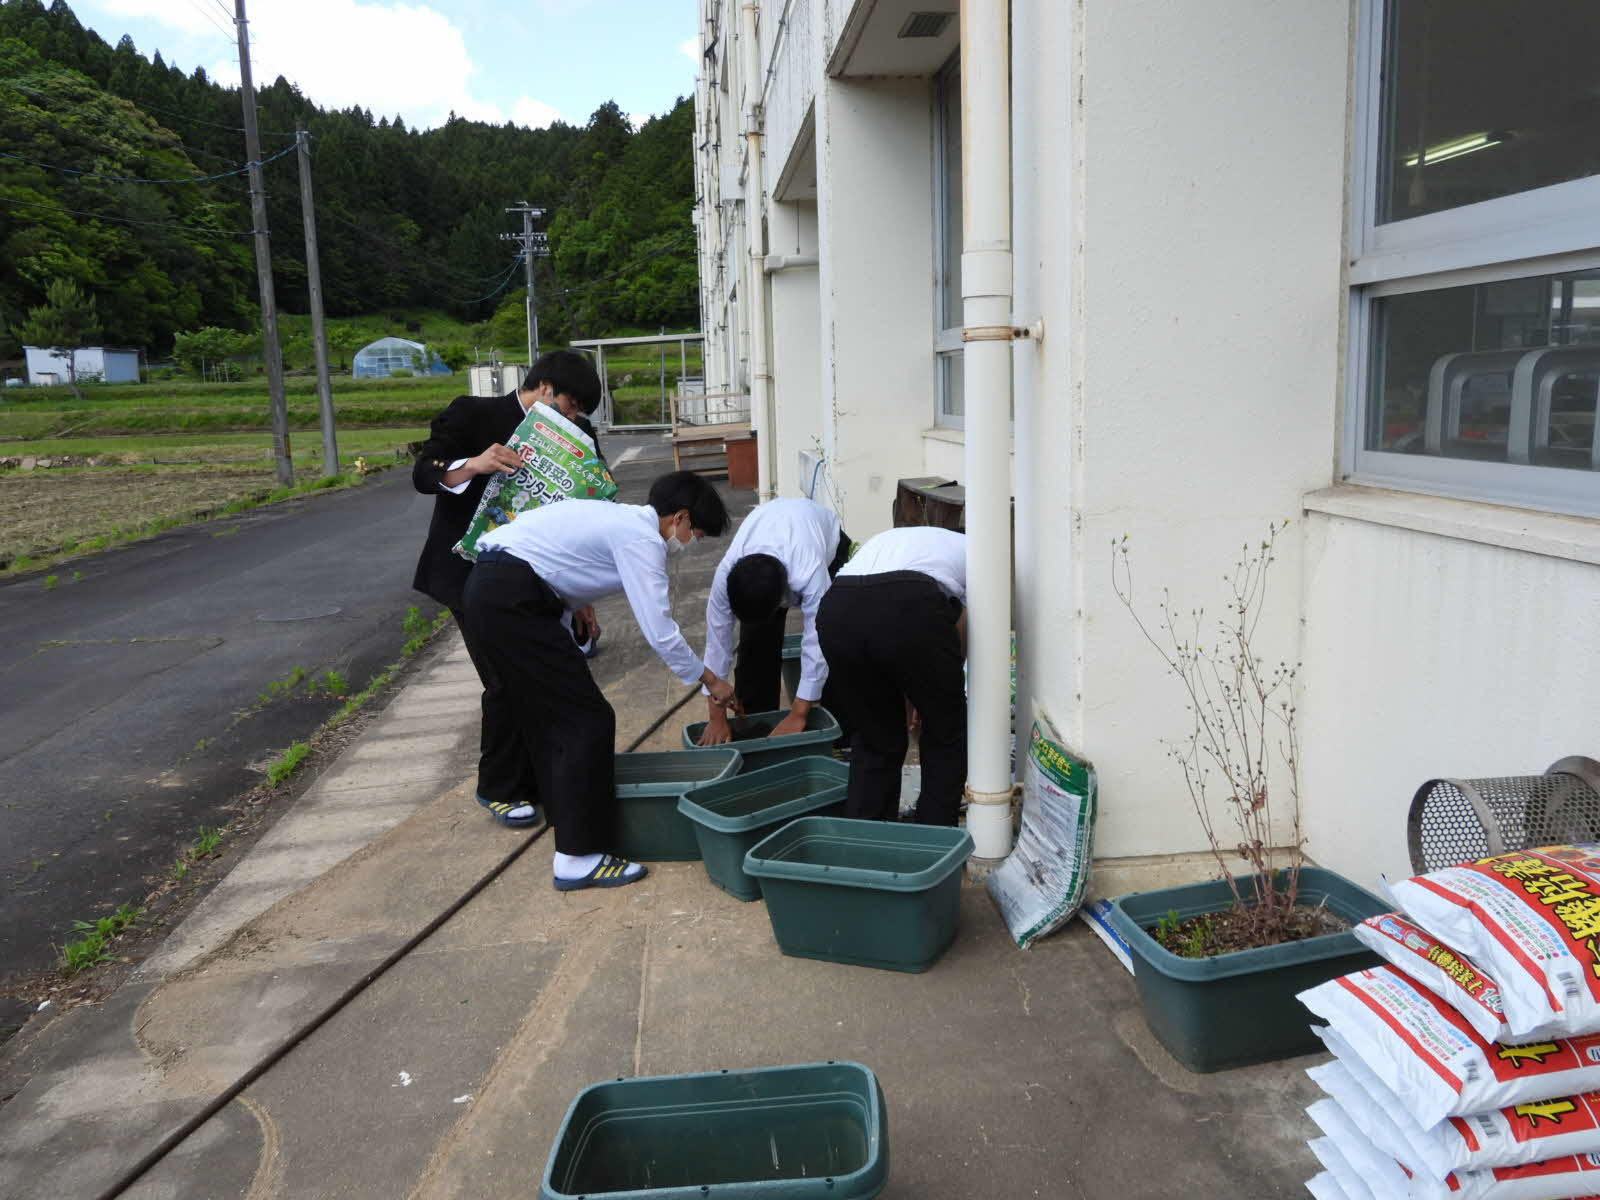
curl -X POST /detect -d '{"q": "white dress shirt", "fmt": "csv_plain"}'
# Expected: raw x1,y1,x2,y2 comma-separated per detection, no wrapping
703,497,842,703
837,526,967,604
476,501,704,684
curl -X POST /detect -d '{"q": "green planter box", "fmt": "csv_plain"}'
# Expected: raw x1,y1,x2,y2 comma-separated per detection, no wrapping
1106,867,1388,1073
744,816,973,973
681,706,842,773
678,757,850,901
540,1061,889,1199
613,749,741,862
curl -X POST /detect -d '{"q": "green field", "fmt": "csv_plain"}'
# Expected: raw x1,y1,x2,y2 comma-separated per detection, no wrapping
0,333,708,573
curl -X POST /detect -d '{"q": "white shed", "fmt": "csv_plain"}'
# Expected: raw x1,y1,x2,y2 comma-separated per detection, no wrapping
23,346,140,386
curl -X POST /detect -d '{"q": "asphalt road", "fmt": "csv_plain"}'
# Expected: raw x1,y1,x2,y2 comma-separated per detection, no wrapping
0,431,682,1028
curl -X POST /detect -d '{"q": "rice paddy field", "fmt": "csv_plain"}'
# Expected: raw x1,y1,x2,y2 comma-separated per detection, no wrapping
0,336,705,572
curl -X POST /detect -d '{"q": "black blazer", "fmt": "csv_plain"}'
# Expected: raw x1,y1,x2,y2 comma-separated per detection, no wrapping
410,391,605,611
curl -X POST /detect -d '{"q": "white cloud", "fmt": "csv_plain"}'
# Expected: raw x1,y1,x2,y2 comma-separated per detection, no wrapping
678,36,700,64
107,0,506,129
513,97,564,130
628,112,651,130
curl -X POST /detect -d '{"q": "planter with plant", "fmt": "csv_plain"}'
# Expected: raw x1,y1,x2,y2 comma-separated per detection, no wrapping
1105,522,1387,1072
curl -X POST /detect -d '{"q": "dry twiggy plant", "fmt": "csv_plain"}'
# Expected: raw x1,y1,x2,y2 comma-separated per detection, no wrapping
1111,521,1306,947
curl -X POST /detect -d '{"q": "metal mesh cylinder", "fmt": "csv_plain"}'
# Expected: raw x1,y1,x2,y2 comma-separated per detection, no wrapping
1407,757,1600,874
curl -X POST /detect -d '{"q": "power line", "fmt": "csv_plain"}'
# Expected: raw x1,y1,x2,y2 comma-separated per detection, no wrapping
318,207,529,288
0,194,254,236
0,141,296,185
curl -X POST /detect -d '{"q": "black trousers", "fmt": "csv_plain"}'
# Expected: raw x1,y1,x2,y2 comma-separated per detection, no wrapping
734,528,853,718
453,604,539,810
461,556,617,855
815,572,966,826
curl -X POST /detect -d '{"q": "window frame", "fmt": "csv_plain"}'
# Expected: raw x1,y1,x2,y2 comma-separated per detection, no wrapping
933,52,964,430
1345,0,1600,518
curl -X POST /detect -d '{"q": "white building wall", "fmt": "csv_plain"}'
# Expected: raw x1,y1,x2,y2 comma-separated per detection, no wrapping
1070,0,1351,861
814,74,936,537
1299,500,1600,889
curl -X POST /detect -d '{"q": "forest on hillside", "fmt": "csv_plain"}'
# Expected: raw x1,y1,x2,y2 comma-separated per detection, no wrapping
0,0,699,358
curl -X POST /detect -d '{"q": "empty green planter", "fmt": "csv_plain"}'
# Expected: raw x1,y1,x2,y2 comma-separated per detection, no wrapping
677,757,850,901
744,816,974,973
613,749,741,862
540,1061,889,1199
680,706,842,773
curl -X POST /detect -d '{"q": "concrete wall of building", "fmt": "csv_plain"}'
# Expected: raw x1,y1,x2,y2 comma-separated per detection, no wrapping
1069,0,1352,860
769,199,822,499
1299,498,1600,889
814,74,937,538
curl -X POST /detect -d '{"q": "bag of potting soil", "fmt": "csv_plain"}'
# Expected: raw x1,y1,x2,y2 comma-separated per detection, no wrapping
1309,1092,1600,1200
1306,1097,1413,1199
1385,844,1600,1040
1352,912,1568,1046
986,715,1097,949
1298,966,1600,1128
452,401,617,561
1312,1048,1600,1179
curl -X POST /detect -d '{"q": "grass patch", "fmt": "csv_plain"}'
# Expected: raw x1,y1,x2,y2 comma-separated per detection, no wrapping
60,902,143,974
308,668,350,699
266,741,311,787
258,665,309,704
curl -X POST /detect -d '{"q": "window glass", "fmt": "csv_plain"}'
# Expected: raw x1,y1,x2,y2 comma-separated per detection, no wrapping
1378,1,1600,223
1368,268,1600,469
939,350,964,422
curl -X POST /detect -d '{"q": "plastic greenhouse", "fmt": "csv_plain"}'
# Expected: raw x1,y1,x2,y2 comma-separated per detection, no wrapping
351,336,451,379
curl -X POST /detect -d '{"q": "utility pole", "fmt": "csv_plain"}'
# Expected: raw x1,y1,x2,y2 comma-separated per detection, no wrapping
234,0,292,487
296,130,338,476
501,203,547,371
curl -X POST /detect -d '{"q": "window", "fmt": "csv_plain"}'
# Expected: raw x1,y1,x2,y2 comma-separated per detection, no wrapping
934,54,963,428
1348,1,1600,515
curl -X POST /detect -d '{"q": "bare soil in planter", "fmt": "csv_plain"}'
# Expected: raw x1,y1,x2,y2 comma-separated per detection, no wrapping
1155,902,1350,958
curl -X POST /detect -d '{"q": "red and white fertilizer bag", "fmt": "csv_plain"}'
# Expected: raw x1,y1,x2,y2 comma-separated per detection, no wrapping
1385,845,1600,1039
1308,1133,1375,1200
1354,913,1567,1046
1298,965,1600,1128
1311,1047,1600,1177
1307,1098,1600,1200
1307,1097,1416,1199
1306,1170,1356,1200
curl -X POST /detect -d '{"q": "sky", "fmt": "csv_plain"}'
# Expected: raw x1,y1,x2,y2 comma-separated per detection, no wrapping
69,0,703,132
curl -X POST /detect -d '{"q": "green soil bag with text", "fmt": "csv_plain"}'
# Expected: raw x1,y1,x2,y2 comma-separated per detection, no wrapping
986,715,1098,949
452,401,617,561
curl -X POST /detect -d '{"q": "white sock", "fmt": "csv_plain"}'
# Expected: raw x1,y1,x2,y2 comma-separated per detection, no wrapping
506,803,536,821
552,852,641,881
553,852,603,879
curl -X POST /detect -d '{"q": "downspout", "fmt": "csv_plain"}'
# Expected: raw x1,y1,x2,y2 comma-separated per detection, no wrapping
961,0,1017,861
740,0,777,500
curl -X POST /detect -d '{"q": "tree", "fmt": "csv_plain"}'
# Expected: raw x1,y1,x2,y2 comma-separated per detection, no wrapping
172,326,250,379
17,278,100,397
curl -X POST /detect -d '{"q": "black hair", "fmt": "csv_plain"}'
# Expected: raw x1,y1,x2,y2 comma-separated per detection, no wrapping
726,553,788,623
647,470,729,537
523,349,602,414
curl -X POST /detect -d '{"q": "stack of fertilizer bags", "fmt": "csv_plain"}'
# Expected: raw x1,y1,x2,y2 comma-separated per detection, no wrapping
1297,844,1600,1200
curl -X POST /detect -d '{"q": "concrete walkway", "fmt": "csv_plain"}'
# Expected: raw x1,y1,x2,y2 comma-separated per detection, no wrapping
0,532,1324,1199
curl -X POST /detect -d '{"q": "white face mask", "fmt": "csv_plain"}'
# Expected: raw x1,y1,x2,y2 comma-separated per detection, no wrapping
665,533,689,556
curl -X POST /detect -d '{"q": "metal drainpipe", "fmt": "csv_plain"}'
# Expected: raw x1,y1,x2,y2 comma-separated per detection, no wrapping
961,0,1016,862
740,0,777,500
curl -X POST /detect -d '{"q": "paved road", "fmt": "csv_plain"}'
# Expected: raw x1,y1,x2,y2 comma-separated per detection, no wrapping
0,432,677,1026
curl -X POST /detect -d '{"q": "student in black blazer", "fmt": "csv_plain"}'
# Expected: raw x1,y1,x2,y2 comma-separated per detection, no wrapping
412,350,605,828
